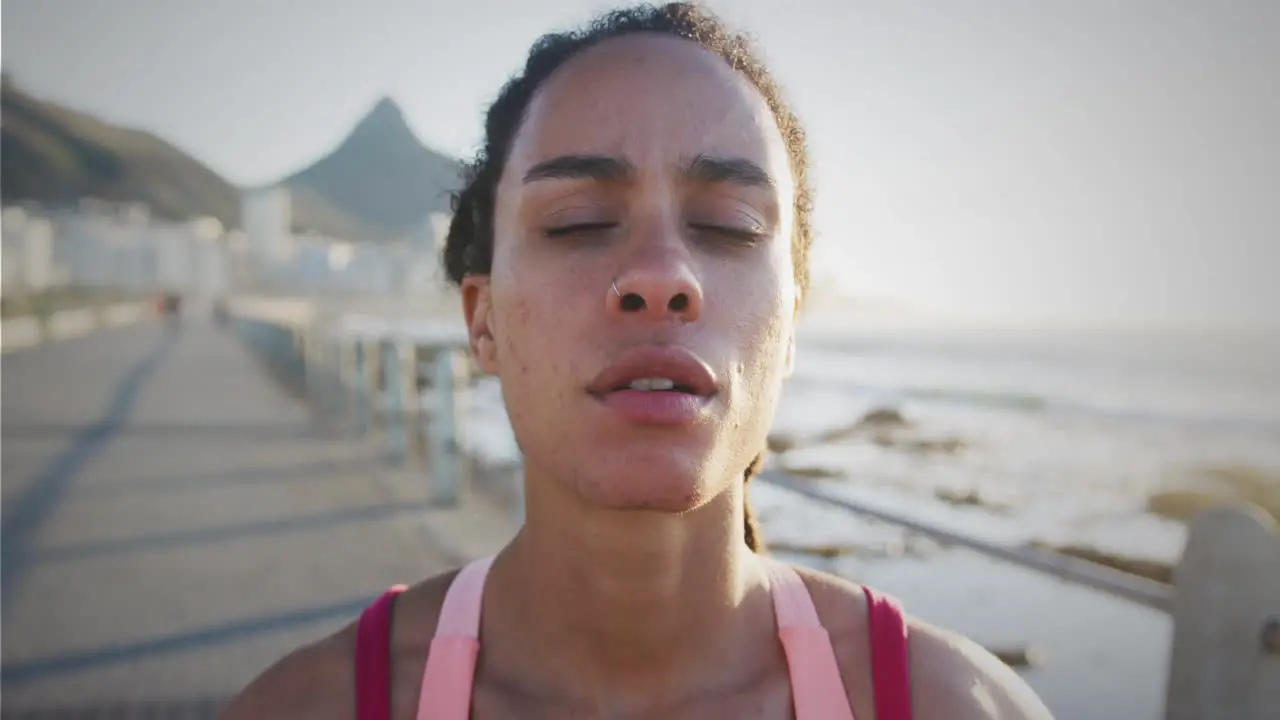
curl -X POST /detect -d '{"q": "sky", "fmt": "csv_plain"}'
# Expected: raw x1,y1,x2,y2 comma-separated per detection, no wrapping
4,0,1278,329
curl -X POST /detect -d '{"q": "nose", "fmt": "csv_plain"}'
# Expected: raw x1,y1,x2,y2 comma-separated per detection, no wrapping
607,259,703,323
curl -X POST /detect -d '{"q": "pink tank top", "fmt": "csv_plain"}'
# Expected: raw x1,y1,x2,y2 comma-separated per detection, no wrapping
354,556,913,719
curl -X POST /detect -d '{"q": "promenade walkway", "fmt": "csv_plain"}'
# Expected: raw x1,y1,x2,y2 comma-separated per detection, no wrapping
1,315,512,716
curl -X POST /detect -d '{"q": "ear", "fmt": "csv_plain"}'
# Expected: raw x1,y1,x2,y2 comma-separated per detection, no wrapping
782,290,802,378
782,328,797,378
460,276,499,376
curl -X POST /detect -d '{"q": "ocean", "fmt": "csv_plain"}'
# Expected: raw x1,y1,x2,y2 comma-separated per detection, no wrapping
447,322,1280,718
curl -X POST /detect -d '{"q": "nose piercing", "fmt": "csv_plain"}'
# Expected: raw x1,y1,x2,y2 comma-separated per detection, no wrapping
611,278,622,297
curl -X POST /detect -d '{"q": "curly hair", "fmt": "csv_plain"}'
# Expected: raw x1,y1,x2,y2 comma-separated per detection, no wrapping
442,2,814,553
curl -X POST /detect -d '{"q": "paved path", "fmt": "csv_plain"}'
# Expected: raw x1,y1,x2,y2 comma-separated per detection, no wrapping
0,316,513,716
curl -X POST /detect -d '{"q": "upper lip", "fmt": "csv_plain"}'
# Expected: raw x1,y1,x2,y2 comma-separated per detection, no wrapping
587,345,718,396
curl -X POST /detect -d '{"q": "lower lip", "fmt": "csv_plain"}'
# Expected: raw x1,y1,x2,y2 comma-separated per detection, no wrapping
596,389,712,426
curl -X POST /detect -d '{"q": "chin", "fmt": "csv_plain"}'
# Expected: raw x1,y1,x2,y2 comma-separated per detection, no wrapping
570,450,722,513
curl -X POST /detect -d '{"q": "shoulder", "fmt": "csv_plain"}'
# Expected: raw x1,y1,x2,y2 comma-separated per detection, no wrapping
790,563,1054,720
904,619,1054,719
219,626,357,720
221,571,462,720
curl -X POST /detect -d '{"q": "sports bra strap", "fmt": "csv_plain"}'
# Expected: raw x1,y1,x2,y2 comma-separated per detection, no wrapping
864,585,914,720
414,557,494,720
355,585,407,720
366,556,911,720
433,556,493,637
765,559,857,720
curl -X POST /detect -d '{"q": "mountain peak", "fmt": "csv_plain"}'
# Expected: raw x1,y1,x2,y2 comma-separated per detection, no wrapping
280,95,463,241
349,96,413,140
366,96,406,123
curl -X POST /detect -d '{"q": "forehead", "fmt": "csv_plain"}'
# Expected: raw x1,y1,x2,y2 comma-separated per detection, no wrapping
506,34,791,184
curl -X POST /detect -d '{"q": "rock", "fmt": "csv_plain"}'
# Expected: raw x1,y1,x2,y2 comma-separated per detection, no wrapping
1149,465,1280,525
766,537,913,560
766,541,862,559
906,437,966,455
765,406,967,460
1199,465,1280,522
811,421,868,446
858,407,909,427
767,434,798,454
935,487,984,507
934,486,1010,513
1146,490,1224,524
985,644,1046,668
784,466,844,479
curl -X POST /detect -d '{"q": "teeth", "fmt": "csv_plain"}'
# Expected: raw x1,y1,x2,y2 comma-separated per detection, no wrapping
628,377,677,391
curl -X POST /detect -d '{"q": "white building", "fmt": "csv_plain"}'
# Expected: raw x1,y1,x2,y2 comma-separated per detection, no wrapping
1,206,55,292
241,187,293,264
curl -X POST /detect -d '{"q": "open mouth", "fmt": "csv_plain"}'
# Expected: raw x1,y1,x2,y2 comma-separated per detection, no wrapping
616,377,699,394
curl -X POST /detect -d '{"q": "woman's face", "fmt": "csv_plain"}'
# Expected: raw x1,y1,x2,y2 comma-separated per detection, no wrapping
463,33,798,512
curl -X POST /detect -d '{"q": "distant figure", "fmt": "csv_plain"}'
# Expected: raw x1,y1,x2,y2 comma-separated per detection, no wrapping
224,4,1052,718
156,291,182,330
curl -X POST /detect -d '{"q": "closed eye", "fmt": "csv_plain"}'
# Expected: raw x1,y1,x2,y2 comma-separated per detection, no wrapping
689,223,766,244
543,222,618,238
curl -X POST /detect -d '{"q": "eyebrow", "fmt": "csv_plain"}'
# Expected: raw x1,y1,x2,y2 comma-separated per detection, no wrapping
523,155,634,183
521,153,776,190
684,154,776,191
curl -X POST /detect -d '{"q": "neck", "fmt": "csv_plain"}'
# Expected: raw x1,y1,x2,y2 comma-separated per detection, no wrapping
483,470,776,711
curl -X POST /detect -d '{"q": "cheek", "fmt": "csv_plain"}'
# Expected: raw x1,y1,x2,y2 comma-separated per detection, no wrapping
494,288,581,392
729,275,794,395
496,295,536,377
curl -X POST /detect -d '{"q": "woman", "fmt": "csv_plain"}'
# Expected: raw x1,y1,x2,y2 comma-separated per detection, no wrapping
226,3,1052,718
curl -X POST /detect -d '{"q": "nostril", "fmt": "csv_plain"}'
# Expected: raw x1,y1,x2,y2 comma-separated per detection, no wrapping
668,294,689,313
620,293,646,312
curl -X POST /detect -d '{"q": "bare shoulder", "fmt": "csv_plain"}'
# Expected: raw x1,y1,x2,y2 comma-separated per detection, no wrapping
906,618,1054,719
221,569,462,720
790,564,1053,720
219,624,357,720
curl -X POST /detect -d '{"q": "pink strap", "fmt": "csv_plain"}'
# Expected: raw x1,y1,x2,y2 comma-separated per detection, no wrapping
414,556,494,720
864,586,913,720
355,585,407,720
765,560,857,720
402,556,911,720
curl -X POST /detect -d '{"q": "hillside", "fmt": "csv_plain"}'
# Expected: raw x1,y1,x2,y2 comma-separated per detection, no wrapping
0,77,367,239
1,76,242,227
279,97,464,242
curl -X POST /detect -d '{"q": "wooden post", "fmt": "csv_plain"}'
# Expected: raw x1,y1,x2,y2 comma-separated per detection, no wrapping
430,348,468,507
1165,504,1280,720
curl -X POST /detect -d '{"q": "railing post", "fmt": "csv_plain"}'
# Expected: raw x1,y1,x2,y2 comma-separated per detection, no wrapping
361,339,380,435
402,342,423,461
1165,504,1280,720
326,334,345,418
348,339,368,434
302,329,321,409
286,325,303,383
338,337,358,419
382,338,407,462
429,348,468,507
